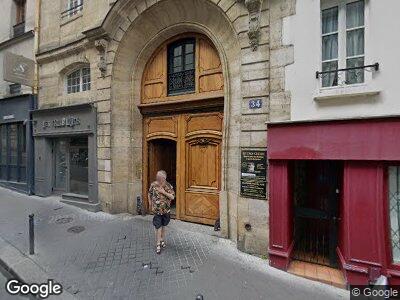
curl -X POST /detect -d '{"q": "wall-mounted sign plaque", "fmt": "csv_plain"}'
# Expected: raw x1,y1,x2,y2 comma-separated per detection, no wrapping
249,98,263,109
240,149,267,199
3,52,35,87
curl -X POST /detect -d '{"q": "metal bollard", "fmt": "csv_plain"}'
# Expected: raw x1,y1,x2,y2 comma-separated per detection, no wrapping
29,214,34,255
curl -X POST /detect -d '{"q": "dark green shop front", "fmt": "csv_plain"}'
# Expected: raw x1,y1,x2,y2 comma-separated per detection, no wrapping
0,94,36,194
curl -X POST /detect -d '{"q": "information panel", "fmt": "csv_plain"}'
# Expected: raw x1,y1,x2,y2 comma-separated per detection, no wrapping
240,150,267,199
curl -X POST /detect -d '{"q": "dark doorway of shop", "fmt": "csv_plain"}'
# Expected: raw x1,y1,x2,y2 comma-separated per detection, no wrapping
292,160,343,267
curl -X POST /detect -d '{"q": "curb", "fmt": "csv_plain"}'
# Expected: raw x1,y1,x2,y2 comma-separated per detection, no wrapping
0,236,76,300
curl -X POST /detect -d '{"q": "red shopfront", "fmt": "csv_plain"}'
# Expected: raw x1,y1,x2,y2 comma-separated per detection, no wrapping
268,117,400,285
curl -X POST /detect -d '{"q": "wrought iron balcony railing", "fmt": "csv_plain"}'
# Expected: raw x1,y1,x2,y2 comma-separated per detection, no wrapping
316,63,379,79
9,84,21,95
167,69,195,95
61,3,83,19
13,22,25,38
316,63,379,87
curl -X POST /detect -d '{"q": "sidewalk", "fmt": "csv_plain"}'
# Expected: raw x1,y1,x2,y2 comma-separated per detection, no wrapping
0,187,349,300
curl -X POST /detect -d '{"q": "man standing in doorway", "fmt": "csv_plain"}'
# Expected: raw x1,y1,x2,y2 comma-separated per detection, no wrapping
148,170,175,254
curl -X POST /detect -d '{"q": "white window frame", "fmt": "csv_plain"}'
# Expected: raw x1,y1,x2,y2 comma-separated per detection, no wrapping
66,67,91,94
319,0,371,89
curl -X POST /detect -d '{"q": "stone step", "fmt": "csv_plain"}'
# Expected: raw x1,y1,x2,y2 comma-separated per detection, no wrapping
61,193,101,212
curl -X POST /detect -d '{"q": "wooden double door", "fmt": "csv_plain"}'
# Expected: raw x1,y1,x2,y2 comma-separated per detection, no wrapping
143,111,222,225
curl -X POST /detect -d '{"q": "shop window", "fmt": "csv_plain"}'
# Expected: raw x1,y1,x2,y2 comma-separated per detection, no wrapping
321,0,365,87
0,126,7,180
66,67,91,94
0,123,26,182
389,166,400,263
167,38,196,95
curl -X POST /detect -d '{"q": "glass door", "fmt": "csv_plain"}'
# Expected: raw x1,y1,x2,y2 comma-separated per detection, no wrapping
53,139,68,192
69,137,88,195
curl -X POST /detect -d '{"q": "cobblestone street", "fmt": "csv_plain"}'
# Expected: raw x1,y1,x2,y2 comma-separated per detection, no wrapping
0,188,349,299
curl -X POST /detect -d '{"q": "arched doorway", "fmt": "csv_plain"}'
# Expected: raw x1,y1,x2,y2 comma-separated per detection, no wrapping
140,33,224,225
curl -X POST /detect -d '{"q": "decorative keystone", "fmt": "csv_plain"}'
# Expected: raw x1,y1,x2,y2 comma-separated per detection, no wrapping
95,39,109,78
237,0,263,51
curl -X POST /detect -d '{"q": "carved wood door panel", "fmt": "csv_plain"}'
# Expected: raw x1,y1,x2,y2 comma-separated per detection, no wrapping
178,112,223,225
144,112,222,225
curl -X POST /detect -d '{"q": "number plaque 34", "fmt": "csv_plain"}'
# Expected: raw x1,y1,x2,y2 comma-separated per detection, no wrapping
249,99,263,109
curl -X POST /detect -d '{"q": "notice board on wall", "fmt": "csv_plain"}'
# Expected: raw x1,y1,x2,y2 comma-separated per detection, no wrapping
240,149,267,200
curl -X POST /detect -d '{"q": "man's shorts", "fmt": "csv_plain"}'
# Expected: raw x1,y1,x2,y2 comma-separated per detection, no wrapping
153,213,171,229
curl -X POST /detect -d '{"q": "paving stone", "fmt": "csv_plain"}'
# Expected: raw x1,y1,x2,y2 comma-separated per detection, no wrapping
0,188,349,300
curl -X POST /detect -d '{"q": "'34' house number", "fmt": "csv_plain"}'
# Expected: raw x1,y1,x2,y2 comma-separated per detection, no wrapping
249,99,263,109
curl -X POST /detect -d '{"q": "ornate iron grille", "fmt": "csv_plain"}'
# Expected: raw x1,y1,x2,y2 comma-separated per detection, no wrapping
167,69,195,95
61,2,83,19
13,22,25,38
9,84,21,95
316,63,379,86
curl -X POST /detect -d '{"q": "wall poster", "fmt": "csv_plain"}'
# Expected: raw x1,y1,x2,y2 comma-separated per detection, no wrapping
240,149,267,199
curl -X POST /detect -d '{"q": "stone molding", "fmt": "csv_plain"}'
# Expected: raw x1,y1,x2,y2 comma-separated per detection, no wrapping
95,39,109,78
237,0,263,51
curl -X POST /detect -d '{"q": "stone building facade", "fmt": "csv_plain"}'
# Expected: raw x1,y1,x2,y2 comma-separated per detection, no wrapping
0,0,37,194
35,0,293,255
268,0,400,287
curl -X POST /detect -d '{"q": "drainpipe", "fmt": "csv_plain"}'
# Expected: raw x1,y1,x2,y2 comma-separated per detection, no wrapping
34,0,41,98
29,0,41,195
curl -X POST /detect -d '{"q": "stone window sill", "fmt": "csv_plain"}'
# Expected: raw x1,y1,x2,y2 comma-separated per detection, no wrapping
313,84,380,101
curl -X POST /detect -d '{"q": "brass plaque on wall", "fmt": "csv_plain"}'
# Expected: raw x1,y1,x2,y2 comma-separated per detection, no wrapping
240,150,267,200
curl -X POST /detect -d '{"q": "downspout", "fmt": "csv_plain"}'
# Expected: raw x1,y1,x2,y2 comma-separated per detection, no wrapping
29,0,41,195
34,0,41,98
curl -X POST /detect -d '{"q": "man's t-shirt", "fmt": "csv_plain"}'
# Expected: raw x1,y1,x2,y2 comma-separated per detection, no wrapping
148,181,175,215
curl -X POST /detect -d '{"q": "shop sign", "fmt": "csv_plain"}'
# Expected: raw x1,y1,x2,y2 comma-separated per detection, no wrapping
240,149,267,199
3,114,15,120
3,52,35,87
42,116,81,130
32,105,96,136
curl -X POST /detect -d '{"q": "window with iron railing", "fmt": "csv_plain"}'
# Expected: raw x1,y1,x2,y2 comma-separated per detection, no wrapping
9,84,21,95
13,0,26,37
13,22,25,37
61,0,83,19
317,0,378,87
167,38,196,96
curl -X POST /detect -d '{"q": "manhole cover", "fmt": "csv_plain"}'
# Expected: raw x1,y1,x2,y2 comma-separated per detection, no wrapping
55,217,73,224
67,226,85,234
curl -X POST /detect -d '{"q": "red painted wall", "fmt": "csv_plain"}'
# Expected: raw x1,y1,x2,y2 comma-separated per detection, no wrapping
338,162,387,284
268,118,400,285
268,161,293,270
269,118,400,161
